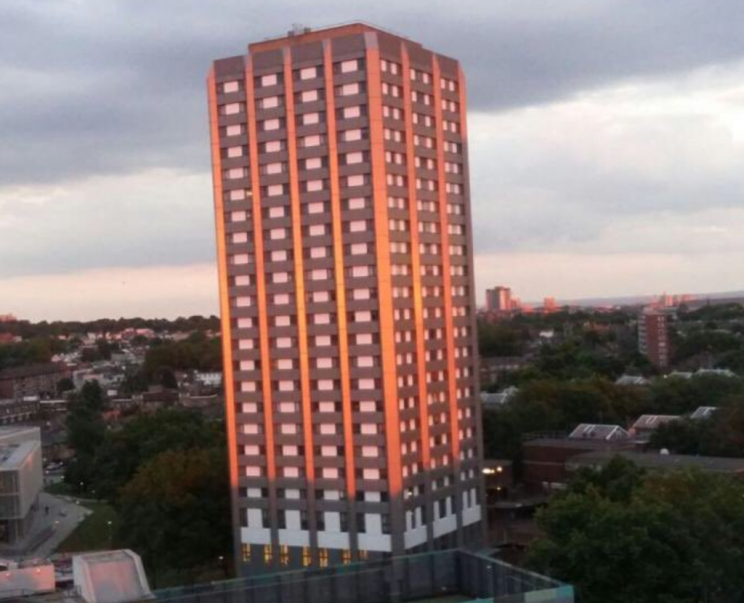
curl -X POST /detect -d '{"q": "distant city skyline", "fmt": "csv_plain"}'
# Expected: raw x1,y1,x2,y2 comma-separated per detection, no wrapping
3,1,744,320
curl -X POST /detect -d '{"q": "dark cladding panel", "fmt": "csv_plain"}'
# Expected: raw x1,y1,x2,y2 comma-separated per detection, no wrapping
436,54,459,78
252,48,284,72
407,43,432,70
214,56,246,79
331,33,367,58
376,33,403,60
291,41,324,65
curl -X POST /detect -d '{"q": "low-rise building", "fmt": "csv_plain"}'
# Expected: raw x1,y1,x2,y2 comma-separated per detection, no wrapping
0,364,70,401
568,424,630,442
479,357,530,384
523,437,635,493
690,406,718,420
480,387,519,410
0,427,43,545
631,414,680,441
567,450,744,478
0,399,38,425
615,375,649,387
483,460,514,503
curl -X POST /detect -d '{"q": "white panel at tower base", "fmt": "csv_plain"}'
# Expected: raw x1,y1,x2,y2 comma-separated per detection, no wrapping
73,550,153,603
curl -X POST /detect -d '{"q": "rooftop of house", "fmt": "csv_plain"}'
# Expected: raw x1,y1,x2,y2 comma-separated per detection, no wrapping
524,437,631,451
0,440,39,471
569,424,631,441
569,450,744,474
615,375,649,386
690,406,718,420
632,414,681,430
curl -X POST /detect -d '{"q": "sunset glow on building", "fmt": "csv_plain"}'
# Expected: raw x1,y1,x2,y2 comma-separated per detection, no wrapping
208,23,484,573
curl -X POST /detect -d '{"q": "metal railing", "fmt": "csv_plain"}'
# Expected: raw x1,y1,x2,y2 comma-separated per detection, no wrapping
153,549,573,603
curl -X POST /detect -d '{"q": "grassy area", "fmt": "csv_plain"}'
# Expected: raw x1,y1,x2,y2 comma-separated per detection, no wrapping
57,502,120,553
45,481,75,496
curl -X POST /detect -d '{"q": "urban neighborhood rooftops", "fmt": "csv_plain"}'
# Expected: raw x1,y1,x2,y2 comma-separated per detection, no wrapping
631,414,680,432
691,406,718,420
569,424,630,442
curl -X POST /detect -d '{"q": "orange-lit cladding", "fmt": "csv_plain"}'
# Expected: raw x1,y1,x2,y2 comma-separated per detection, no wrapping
208,23,484,574
206,69,241,564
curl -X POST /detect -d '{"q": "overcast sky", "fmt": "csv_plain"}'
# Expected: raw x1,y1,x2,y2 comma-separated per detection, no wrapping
2,0,744,320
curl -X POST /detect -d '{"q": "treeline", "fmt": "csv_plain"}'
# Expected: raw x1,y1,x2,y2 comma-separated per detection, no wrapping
122,332,222,392
529,458,744,603
0,339,61,372
483,374,744,467
650,403,744,457
678,302,744,322
0,315,220,339
64,383,230,583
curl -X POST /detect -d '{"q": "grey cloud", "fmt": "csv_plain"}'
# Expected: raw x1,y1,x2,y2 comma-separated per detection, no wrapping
3,0,744,284
2,0,744,187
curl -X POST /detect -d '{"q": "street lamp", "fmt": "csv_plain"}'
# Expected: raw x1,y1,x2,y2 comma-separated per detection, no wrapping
107,520,113,549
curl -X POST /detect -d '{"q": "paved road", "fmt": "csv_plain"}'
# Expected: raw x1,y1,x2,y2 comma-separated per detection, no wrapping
6,493,92,560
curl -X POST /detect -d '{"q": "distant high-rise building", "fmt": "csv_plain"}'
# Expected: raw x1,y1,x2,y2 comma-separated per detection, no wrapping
208,23,484,574
0,314,16,323
638,308,670,369
543,297,557,313
485,286,512,312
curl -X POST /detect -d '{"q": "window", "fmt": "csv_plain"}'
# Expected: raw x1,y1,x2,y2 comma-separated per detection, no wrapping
264,162,285,175
345,151,364,164
302,112,321,125
222,103,243,115
263,545,273,564
337,82,361,96
299,66,317,80
343,105,362,119
301,134,323,148
266,184,286,197
263,118,281,131
260,96,281,109
241,544,251,562
347,198,366,210
260,73,279,87
264,140,284,153
222,81,241,93
301,89,319,103
339,59,359,73
342,129,367,142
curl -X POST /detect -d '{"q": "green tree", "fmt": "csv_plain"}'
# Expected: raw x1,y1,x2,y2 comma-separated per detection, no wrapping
528,459,744,603
89,409,224,500
57,377,75,395
117,447,231,583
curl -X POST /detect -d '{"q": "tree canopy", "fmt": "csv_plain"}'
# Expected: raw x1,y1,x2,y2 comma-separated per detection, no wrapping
528,458,744,603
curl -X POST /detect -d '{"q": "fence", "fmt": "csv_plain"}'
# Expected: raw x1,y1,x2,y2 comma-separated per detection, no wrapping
154,549,573,603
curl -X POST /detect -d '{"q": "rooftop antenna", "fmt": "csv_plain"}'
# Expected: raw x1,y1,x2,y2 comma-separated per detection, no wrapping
289,23,311,36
